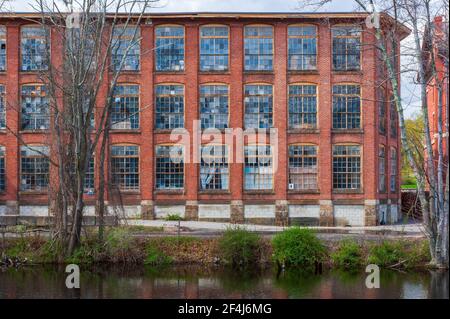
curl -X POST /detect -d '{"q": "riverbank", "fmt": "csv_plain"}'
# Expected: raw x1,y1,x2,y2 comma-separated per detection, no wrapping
0,225,431,270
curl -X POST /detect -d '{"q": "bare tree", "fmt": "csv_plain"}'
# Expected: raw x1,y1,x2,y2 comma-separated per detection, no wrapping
303,0,449,268
19,0,160,256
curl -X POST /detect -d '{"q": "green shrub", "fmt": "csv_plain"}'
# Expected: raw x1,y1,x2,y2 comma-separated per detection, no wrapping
165,214,183,221
272,227,326,268
144,245,172,265
331,239,363,269
368,241,406,267
105,228,133,254
218,227,261,267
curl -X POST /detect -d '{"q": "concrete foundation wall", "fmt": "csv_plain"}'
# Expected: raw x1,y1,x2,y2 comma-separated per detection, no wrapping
154,205,185,219
390,204,399,224
19,206,49,217
244,205,275,218
378,204,388,224
334,205,365,226
198,205,230,219
0,206,6,215
289,205,320,226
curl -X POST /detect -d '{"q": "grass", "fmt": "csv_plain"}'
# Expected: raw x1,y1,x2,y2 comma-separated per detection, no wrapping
218,227,262,267
331,239,363,269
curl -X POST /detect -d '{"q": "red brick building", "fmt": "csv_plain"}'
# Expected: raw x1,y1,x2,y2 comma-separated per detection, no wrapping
0,12,409,226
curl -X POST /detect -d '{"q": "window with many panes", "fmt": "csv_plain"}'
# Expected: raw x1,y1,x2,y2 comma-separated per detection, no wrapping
390,96,397,137
155,84,184,129
111,26,140,71
0,146,4,192
20,145,49,191
288,25,317,71
21,85,49,130
200,145,229,190
390,147,397,192
200,84,228,129
244,145,273,190
111,145,139,191
332,84,361,129
333,144,361,190
332,26,361,71
156,145,184,189
155,26,184,72
289,84,317,130
244,26,273,71
111,84,139,130
0,26,6,71
0,85,5,129
379,145,386,193
21,26,48,71
288,145,318,191
84,157,95,193
200,26,229,72
244,84,273,129
378,87,386,135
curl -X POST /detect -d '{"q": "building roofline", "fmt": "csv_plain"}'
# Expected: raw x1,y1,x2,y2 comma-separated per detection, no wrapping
0,11,410,38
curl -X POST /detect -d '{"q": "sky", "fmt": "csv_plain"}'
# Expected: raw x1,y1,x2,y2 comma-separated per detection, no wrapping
4,0,420,118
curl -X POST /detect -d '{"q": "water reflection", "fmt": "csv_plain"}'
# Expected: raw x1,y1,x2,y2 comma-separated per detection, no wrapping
0,265,448,299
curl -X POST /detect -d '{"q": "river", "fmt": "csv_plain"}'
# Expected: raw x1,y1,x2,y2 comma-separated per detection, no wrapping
0,265,448,299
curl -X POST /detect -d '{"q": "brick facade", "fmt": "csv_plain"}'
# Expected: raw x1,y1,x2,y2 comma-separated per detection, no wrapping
0,13,406,226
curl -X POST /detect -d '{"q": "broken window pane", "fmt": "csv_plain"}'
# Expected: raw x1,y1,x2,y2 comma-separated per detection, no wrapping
111,26,140,71
244,84,273,129
155,84,184,129
111,84,139,130
111,145,139,191
332,26,361,71
244,26,273,71
200,26,229,71
155,26,184,72
200,85,228,129
379,145,386,193
0,26,6,71
289,85,317,129
21,26,49,71
288,145,318,190
390,147,397,192
0,146,4,192
332,84,361,129
20,145,50,191
21,85,49,130
0,85,5,129
288,25,317,70
244,145,273,190
156,145,184,189
200,145,228,190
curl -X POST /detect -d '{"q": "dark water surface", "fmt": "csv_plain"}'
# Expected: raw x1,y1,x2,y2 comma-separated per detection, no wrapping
0,265,448,299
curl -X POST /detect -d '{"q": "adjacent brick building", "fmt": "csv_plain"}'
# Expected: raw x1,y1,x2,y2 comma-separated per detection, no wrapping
0,12,409,226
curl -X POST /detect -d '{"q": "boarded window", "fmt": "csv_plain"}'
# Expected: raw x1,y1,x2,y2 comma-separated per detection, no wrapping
21,26,48,71
200,145,229,190
20,146,49,191
200,26,229,71
288,25,317,70
332,26,361,71
111,85,139,130
332,84,361,129
244,145,273,190
244,26,273,71
289,84,317,129
155,26,184,71
244,84,273,129
333,145,361,190
156,145,184,189
200,85,228,129
378,87,386,135
288,145,318,190
21,85,49,130
111,145,139,191
155,84,184,129
111,26,140,71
